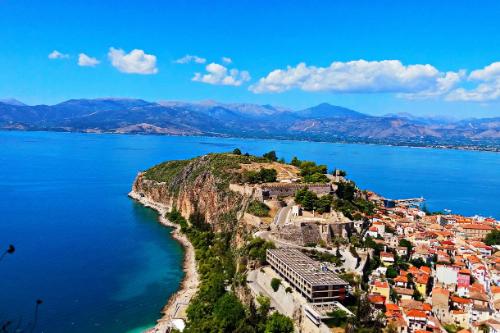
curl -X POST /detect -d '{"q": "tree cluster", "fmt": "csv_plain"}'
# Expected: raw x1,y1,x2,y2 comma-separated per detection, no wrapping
290,157,329,183
244,237,275,265
294,188,333,213
242,168,277,184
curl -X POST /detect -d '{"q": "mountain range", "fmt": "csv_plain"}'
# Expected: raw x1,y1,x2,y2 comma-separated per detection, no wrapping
1,98,499,149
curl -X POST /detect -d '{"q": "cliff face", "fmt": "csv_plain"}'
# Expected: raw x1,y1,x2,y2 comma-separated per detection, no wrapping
131,154,260,232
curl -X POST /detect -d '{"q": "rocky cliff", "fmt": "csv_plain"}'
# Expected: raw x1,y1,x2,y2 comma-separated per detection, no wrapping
131,153,263,232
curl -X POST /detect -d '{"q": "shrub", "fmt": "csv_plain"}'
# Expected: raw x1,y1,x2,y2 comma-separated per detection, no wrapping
285,286,292,293
247,200,271,217
265,312,294,333
271,278,281,292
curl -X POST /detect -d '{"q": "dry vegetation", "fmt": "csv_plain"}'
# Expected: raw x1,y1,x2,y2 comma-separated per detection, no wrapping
238,162,300,181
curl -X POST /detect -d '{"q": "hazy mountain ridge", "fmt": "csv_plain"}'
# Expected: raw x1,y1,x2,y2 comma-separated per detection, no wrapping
0,98,498,148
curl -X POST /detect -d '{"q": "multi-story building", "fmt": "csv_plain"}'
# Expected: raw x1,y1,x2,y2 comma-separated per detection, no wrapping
266,248,348,303
461,223,494,240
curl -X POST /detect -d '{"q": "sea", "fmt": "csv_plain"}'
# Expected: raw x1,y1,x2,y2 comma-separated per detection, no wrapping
0,130,499,332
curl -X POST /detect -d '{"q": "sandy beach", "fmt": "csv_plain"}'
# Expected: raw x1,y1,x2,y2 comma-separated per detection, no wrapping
128,191,199,333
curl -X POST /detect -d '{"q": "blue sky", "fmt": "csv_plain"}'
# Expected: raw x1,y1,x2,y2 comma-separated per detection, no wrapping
1,0,500,118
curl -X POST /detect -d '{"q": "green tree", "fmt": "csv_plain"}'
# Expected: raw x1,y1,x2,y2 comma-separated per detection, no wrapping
246,237,275,264
233,148,242,155
336,181,356,201
265,312,294,333
327,309,349,327
256,294,271,318
263,150,278,162
290,156,301,167
315,194,333,213
386,266,398,279
485,229,500,246
303,172,330,183
410,257,428,268
260,168,278,182
302,190,318,211
212,293,246,332
271,278,281,292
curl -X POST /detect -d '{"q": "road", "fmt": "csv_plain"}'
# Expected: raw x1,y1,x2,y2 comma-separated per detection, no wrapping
273,205,291,227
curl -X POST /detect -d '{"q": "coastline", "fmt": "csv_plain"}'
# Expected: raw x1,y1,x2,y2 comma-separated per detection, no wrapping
1,128,498,153
128,190,199,333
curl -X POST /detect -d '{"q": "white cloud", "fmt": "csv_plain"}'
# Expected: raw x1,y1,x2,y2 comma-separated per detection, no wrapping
108,47,158,74
402,70,466,99
446,62,500,102
192,62,250,86
78,53,100,67
250,60,461,96
48,50,69,59
175,54,206,64
222,57,232,64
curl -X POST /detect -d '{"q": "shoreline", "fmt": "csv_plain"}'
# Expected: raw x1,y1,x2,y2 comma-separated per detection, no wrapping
128,191,199,333
2,128,498,153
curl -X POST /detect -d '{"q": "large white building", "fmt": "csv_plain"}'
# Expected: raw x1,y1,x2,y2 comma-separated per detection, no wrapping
266,248,348,303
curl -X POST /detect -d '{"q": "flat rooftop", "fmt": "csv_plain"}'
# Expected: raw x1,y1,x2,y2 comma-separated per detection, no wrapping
267,248,348,286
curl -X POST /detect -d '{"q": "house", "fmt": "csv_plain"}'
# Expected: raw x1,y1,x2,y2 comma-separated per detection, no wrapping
394,275,409,288
470,290,490,323
368,294,386,308
393,287,414,300
470,241,493,257
415,274,429,296
471,265,488,286
432,287,450,323
396,246,408,257
457,269,471,297
450,296,471,311
367,226,379,238
450,309,469,328
385,303,402,318
404,309,427,332
372,221,386,235
435,264,458,288
370,280,390,299
380,252,395,266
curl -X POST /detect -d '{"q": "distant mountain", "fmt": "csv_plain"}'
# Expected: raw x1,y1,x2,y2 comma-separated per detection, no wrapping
0,98,26,106
0,98,498,149
295,103,367,119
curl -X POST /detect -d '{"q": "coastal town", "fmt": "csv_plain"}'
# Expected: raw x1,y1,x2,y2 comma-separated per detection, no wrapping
131,151,500,333
238,156,500,333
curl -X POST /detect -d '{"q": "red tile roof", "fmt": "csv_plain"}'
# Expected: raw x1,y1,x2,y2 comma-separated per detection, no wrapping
406,309,427,318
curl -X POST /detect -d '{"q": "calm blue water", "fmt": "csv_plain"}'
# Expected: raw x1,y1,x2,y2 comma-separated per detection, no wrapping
0,131,499,332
